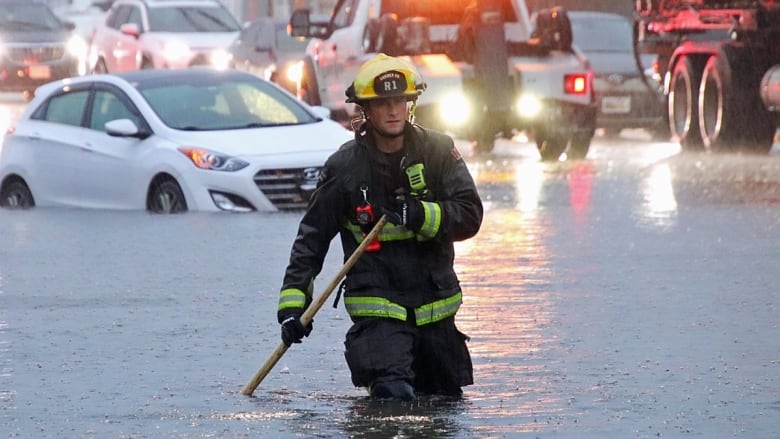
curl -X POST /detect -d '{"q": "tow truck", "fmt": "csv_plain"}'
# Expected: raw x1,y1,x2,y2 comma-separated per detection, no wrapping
635,0,780,152
288,0,597,160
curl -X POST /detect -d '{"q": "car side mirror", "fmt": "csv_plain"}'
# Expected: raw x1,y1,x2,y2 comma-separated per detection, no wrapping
105,118,149,139
290,9,332,40
289,9,311,37
119,23,141,38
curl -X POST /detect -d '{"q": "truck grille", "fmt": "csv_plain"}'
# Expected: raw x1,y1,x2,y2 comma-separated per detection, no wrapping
254,167,321,210
6,44,65,64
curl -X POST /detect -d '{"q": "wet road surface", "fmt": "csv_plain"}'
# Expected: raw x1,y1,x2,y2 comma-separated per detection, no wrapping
1,131,779,438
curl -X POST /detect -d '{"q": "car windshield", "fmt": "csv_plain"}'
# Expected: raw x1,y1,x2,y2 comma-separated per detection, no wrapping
136,74,319,130
148,6,241,32
0,4,63,31
571,17,633,53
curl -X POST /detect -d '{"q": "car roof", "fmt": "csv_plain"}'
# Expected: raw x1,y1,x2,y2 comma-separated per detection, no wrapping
114,67,256,84
114,0,224,6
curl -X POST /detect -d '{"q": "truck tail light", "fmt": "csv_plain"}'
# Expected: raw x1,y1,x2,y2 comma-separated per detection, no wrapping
564,73,589,95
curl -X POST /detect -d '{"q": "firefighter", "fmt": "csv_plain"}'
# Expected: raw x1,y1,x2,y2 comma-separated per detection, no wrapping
276,53,483,400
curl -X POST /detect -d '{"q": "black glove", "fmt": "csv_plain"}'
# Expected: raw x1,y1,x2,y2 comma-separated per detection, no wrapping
382,194,424,231
281,314,313,347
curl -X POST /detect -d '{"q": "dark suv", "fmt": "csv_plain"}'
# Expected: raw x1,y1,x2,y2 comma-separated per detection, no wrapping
0,1,88,98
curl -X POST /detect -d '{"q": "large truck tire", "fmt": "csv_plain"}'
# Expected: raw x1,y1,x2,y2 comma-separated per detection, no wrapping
536,133,568,162
699,54,775,153
669,56,703,150
566,131,593,160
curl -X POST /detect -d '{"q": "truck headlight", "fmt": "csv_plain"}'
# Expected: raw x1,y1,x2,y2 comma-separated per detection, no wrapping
285,61,303,83
439,92,471,126
516,95,542,118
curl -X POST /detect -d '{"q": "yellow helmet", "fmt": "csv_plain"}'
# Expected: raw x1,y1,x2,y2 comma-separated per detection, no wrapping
345,53,427,103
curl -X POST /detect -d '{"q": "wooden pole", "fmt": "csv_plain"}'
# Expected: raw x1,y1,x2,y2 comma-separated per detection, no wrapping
241,215,388,396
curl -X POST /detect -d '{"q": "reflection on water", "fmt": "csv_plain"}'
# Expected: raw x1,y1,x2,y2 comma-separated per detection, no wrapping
0,270,13,411
638,163,678,230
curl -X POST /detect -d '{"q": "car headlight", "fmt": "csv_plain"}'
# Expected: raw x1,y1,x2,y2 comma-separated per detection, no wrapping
516,94,542,118
179,147,248,172
162,39,191,63
285,61,303,83
210,49,232,70
438,92,471,127
67,35,87,58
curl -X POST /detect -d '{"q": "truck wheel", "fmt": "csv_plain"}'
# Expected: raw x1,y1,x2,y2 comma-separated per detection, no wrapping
669,56,703,150
700,54,774,153
375,14,400,56
475,135,495,154
566,131,593,160
536,134,567,162
299,58,321,106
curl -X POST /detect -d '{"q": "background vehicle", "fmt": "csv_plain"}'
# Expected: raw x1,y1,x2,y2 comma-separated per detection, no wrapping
288,0,597,160
567,10,666,139
0,68,351,213
88,0,241,73
0,1,88,98
229,17,310,95
635,0,780,152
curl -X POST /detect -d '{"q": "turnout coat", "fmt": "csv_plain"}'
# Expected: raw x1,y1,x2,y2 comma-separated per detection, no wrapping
278,122,483,325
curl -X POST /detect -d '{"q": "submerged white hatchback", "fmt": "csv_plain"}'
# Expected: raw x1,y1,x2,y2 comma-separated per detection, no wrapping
0,68,352,213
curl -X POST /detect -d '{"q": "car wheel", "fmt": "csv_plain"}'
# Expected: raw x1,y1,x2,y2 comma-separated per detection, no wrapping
141,57,154,70
669,56,703,150
147,177,187,214
93,58,109,74
536,134,567,162
0,178,35,209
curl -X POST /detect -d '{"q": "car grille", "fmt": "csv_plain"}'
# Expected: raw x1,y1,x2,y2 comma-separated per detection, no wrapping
254,167,321,210
6,44,66,64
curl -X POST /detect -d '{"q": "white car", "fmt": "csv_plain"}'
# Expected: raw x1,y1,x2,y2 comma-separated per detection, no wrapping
0,68,352,213
89,0,241,73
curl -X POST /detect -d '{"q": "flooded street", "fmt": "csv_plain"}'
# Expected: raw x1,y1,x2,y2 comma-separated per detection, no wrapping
1,133,779,438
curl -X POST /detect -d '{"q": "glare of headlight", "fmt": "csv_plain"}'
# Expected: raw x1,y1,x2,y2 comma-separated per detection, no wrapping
516,95,542,118
162,40,191,63
285,61,303,83
210,49,232,70
438,92,470,126
67,35,88,76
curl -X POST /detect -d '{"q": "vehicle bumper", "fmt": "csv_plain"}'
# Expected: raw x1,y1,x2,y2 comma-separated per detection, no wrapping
0,59,81,92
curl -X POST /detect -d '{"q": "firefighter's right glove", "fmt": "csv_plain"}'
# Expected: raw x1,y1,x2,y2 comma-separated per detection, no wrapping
281,314,313,347
383,194,424,231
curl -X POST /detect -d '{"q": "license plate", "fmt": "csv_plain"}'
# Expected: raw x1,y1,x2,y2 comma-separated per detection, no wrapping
601,96,631,114
28,65,51,80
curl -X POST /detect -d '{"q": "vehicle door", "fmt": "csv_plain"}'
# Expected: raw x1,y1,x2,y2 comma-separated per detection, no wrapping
108,4,145,72
316,0,370,108
21,86,92,206
76,85,149,208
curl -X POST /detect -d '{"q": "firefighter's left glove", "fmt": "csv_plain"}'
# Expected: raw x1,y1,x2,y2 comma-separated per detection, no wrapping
383,194,424,231
281,314,313,347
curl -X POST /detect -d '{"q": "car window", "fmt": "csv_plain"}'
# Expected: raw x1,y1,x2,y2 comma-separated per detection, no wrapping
0,3,63,31
571,16,633,53
137,76,316,130
89,90,140,131
31,90,89,127
148,6,240,32
332,0,358,30
107,5,131,29
127,6,143,30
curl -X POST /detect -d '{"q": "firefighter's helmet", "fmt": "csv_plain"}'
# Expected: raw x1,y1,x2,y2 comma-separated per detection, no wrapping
345,53,427,104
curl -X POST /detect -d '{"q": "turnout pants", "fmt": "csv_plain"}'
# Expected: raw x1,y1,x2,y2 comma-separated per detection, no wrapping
344,316,473,396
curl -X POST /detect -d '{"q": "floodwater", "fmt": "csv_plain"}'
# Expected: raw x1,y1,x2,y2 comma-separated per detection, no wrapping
1,136,779,438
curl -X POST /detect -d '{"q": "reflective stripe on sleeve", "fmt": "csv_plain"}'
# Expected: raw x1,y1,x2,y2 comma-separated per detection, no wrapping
417,201,441,239
278,288,307,312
